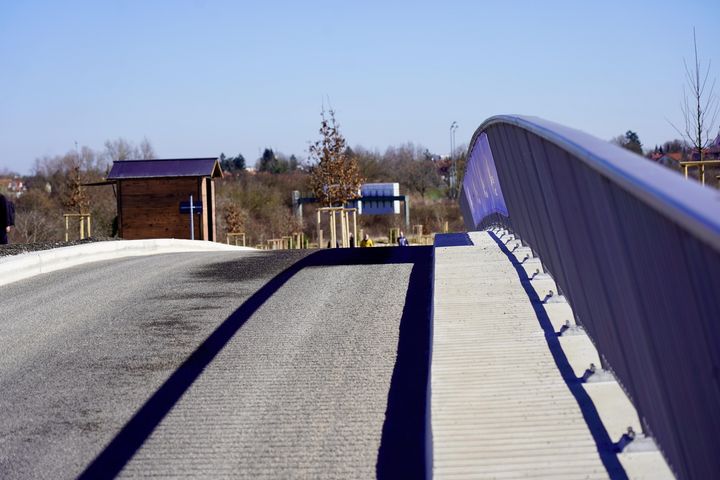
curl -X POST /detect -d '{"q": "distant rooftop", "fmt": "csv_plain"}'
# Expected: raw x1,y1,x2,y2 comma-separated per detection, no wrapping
107,158,223,180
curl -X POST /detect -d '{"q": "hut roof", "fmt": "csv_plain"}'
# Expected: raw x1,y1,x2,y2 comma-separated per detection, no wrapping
107,158,223,180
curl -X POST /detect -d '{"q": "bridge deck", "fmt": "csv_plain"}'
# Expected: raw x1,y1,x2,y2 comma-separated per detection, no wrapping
0,249,432,479
432,232,613,479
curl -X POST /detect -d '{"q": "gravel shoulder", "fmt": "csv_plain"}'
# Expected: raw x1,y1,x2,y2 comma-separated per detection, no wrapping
0,237,113,257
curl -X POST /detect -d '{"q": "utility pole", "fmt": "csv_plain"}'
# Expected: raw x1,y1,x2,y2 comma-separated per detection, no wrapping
450,121,458,198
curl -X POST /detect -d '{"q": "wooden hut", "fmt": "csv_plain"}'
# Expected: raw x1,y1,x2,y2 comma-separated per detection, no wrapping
106,158,223,241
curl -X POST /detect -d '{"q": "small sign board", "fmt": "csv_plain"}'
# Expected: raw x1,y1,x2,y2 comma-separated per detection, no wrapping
179,201,203,214
360,183,400,214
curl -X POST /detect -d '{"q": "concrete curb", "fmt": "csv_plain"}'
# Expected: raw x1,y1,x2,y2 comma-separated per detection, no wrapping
0,239,255,287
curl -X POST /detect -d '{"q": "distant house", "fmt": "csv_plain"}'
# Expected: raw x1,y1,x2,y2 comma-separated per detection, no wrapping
657,155,680,169
705,131,720,159
106,158,223,241
689,131,720,160
0,176,27,198
650,151,684,167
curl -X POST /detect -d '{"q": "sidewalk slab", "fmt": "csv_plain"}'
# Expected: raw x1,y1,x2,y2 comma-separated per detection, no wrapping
431,231,675,479
432,232,610,478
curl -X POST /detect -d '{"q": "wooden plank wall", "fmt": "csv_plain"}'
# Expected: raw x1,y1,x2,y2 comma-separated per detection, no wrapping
200,178,209,241
118,178,207,240
207,178,216,242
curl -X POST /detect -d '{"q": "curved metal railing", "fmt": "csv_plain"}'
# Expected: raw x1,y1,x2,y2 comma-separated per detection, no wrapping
460,115,720,480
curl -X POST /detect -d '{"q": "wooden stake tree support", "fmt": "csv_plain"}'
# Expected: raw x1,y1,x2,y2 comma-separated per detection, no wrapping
680,160,720,186
291,232,305,249
389,228,400,245
224,204,247,246
63,164,92,241
226,232,246,246
266,238,285,250
316,207,357,248
64,213,92,241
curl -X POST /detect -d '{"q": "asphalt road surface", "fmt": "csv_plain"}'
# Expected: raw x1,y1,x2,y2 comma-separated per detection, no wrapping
0,247,432,479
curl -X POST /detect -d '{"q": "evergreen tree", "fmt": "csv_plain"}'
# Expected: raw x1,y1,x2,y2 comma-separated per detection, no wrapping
220,152,246,173
623,130,643,155
611,131,644,155
231,153,246,171
258,148,277,173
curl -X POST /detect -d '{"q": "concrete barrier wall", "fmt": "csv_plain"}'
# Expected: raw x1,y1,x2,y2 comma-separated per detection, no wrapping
0,239,253,287
460,115,720,479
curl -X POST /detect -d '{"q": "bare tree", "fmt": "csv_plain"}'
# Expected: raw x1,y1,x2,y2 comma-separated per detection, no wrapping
139,137,157,159
671,28,719,161
63,164,90,214
103,137,157,161
11,208,59,243
104,138,135,161
403,154,441,199
308,109,363,206
223,203,247,233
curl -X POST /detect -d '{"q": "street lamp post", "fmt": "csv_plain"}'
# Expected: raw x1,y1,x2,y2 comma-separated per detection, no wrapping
450,121,458,198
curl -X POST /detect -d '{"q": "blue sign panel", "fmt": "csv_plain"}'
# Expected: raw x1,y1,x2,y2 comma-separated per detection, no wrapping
359,183,400,214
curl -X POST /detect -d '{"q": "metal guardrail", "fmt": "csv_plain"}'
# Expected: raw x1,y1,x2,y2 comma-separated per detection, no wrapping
459,115,720,480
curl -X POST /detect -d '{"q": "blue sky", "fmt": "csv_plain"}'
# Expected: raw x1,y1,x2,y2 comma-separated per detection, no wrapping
1,0,718,173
